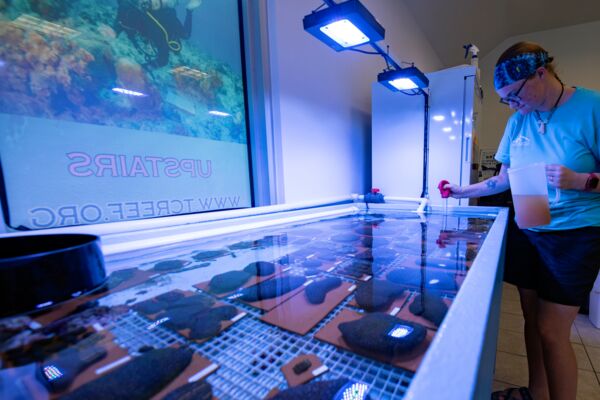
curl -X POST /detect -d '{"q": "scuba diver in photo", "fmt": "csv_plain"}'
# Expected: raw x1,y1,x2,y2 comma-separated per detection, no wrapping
116,0,202,68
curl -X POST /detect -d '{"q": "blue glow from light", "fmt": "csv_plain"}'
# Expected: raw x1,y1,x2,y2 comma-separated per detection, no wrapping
389,77,418,90
36,301,53,309
228,292,244,300
208,110,231,117
112,87,147,97
388,324,414,338
442,127,452,132
43,365,63,381
432,115,445,121
147,317,170,330
429,278,440,285
0,60,5,68
320,19,368,48
340,382,369,400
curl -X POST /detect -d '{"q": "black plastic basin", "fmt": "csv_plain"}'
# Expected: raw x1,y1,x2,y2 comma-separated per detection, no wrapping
0,234,106,318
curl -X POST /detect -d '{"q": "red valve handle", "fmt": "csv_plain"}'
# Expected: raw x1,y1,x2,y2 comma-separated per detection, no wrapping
438,180,451,198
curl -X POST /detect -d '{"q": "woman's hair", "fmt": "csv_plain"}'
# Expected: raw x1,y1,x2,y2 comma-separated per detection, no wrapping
496,41,557,77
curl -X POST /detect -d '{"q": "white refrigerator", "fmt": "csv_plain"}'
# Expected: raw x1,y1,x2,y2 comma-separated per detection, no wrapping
372,64,482,206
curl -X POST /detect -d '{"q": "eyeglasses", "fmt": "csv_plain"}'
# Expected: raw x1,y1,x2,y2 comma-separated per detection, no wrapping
499,75,532,105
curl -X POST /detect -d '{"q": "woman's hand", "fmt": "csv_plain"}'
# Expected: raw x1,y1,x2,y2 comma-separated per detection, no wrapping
440,166,509,199
442,182,467,198
545,164,587,190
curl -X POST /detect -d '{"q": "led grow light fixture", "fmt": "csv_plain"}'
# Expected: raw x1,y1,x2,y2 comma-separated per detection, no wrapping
377,66,429,91
303,0,385,51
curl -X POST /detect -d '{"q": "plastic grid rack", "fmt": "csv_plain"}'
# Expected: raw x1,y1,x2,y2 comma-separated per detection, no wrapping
102,212,493,399
109,296,414,400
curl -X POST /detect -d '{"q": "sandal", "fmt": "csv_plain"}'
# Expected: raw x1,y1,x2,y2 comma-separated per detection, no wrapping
491,386,533,400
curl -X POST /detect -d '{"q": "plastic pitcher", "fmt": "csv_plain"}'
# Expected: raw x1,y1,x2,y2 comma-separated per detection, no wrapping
507,163,551,228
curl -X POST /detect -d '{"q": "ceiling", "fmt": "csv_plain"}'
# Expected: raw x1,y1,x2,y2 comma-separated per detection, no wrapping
401,0,600,67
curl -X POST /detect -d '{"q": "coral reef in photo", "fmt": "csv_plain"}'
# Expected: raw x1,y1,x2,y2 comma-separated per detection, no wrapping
0,0,247,143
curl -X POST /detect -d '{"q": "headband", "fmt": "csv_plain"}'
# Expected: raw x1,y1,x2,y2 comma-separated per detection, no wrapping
494,51,549,90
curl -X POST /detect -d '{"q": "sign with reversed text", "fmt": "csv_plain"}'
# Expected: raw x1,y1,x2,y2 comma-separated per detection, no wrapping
1,114,251,229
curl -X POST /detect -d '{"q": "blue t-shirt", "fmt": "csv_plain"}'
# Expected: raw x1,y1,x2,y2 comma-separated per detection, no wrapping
495,87,600,231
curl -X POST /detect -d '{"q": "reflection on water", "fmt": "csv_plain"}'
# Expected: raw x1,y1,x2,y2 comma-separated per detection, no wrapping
0,210,494,398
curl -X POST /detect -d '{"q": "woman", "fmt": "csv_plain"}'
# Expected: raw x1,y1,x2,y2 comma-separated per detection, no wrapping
443,42,600,400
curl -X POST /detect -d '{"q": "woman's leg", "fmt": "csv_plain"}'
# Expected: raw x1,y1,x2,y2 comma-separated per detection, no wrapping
536,299,580,400
518,288,550,400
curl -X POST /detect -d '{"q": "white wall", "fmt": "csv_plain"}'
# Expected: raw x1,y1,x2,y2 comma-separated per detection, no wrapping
266,0,442,203
479,21,600,155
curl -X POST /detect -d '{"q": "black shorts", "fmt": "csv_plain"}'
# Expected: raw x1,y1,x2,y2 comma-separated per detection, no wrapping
503,214,600,307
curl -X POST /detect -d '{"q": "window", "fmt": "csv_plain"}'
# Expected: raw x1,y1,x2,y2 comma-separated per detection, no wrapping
0,0,253,230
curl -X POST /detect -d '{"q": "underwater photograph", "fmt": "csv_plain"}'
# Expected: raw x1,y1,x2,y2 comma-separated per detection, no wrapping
0,0,248,143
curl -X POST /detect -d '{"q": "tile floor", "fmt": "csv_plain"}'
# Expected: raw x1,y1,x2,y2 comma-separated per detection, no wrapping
493,283,600,399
